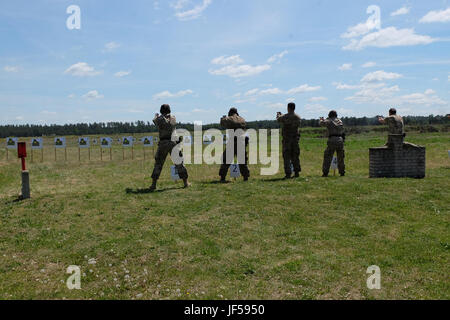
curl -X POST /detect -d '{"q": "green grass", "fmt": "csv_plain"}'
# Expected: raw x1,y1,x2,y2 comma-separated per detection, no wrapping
0,131,449,300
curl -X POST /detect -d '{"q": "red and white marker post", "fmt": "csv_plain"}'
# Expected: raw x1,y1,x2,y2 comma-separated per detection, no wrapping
18,142,30,199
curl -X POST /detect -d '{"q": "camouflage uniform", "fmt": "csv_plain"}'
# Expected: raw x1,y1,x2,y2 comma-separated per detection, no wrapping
277,111,301,176
384,115,405,147
320,117,345,176
219,114,250,179
151,114,188,181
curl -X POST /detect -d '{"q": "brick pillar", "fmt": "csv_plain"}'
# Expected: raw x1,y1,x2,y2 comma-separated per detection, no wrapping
387,134,404,151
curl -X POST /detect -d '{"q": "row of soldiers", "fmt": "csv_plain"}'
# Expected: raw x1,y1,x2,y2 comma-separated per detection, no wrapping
149,103,404,191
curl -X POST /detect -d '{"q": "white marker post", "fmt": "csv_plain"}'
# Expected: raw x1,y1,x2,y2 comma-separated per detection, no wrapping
171,165,180,181
331,156,338,176
230,164,241,179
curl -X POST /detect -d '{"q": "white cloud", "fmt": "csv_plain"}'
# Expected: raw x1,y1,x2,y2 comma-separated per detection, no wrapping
16,116,24,121
341,22,372,39
400,93,446,105
153,89,193,100
104,42,121,51
244,84,321,96
82,90,104,100
287,84,321,94
309,96,328,102
211,55,244,65
338,63,352,71
64,62,102,77
41,110,57,115
265,102,284,109
174,0,212,21
209,64,271,78
391,7,410,17
361,70,403,82
333,82,360,90
4,66,20,73
304,104,328,114
68,94,76,99
424,89,436,95
362,61,376,68
244,89,259,96
114,70,132,77
259,88,284,95
448,75,450,82
267,50,288,64
420,8,450,23
343,27,435,51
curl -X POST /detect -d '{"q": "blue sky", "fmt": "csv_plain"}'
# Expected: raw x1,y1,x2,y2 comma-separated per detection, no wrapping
1,0,449,125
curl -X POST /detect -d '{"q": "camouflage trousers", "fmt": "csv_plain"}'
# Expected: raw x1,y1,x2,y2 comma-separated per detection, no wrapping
219,138,250,179
151,140,188,181
282,137,301,175
323,137,345,175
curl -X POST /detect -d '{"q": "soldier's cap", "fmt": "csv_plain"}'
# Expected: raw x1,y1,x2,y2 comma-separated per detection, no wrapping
228,107,239,117
389,108,397,115
287,102,296,110
160,104,171,115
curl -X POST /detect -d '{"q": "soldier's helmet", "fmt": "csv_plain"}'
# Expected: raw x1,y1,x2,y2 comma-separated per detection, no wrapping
328,110,338,118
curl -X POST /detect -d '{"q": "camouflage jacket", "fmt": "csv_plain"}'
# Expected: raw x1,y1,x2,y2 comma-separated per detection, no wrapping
320,117,345,137
153,114,177,141
385,115,404,134
220,114,246,130
277,112,301,139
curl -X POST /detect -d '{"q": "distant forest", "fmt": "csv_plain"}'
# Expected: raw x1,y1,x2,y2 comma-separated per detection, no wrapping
0,115,449,138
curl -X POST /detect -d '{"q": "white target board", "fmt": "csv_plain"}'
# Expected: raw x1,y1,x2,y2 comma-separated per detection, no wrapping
141,136,154,147
78,137,90,148
171,165,181,181
54,137,66,149
230,164,241,178
331,156,338,170
122,136,134,147
100,137,112,148
6,137,18,149
203,135,212,145
31,138,43,150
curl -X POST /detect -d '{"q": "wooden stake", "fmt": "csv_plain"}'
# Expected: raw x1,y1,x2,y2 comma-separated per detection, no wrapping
88,148,91,161
65,148,67,161
100,147,103,161
54,148,57,161
110,148,112,161
78,147,81,162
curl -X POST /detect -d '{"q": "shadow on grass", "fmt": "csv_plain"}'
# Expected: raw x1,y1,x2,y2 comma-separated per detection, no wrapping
125,186,184,194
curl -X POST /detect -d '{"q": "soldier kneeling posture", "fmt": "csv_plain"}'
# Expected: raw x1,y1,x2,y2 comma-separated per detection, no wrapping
150,104,190,191
320,110,346,177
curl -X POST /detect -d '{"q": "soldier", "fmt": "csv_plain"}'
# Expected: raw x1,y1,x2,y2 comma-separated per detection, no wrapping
377,108,404,147
149,104,190,191
277,102,301,179
320,110,346,177
219,107,250,182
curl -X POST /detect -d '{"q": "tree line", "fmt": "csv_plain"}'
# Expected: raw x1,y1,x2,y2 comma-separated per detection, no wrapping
0,115,448,138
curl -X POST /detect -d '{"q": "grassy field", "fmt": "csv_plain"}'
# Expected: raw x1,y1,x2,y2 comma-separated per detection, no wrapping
0,130,449,300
